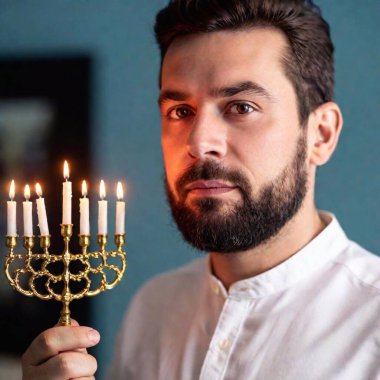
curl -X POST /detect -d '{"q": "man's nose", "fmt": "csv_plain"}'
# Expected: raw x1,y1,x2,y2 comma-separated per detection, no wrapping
186,112,227,160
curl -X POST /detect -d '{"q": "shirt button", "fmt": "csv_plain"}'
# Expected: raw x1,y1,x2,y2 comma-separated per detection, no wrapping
219,339,231,351
211,283,220,295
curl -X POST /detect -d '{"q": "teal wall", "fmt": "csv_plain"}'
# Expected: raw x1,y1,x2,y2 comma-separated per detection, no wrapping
0,1,379,379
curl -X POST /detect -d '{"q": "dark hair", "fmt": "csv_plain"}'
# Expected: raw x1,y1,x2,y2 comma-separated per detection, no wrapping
154,0,334,123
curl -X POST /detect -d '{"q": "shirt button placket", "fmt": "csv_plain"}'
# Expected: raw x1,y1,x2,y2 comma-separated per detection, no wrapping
200,296,251,380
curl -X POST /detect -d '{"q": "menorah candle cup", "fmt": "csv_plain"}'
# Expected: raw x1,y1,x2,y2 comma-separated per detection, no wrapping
97,234,108,252
6,236,17,254
23,236,35,252
79,235,91,249
40,235,51,251
115,234,125,249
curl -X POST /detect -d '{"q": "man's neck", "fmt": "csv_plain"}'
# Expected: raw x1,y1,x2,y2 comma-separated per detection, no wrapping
209,202,326,290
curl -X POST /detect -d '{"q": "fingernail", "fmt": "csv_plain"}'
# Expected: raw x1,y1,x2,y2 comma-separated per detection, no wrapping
88,329,100,343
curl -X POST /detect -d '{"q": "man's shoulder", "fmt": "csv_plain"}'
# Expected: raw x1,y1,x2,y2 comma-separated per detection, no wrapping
130,257,208,309
144,256,207,289
334,239,380,293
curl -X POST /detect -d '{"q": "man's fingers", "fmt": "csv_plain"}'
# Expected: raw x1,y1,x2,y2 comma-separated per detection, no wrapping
22,326,100,366
53,320,87,354
30,351,97,380
70,319,80,327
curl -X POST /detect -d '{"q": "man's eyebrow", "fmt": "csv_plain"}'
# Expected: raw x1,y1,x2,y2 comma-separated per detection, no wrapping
158,90,190,107
210,81,275,101
158,81,275,106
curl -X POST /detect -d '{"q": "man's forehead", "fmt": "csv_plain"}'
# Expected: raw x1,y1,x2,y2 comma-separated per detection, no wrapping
160,28,290,99
162,27,289,69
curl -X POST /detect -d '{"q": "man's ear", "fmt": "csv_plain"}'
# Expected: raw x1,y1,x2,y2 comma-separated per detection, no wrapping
308,102,343,166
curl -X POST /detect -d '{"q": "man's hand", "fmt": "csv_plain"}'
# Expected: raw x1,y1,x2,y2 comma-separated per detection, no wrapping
22,320,100,380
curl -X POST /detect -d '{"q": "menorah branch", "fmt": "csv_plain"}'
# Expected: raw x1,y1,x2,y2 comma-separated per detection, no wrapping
4,228,127,326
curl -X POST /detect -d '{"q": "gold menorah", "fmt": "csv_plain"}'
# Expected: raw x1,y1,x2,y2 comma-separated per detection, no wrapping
5,224,126,326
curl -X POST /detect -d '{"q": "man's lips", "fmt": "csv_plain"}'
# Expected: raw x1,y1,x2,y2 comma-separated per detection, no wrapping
185,180,237,196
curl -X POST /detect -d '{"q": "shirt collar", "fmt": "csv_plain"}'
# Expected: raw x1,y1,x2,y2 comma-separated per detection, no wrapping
208,211,349,299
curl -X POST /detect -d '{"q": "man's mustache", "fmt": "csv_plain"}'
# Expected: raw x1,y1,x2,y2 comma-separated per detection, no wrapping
175,160,252,198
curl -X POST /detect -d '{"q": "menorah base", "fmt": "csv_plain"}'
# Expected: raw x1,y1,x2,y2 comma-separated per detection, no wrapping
58,316,71,326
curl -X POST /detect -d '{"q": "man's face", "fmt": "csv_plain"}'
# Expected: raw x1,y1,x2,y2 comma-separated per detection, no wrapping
159,28,309,253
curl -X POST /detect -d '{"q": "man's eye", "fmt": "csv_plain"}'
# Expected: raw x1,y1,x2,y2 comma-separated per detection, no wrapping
228,103,255,114
167,106,193,120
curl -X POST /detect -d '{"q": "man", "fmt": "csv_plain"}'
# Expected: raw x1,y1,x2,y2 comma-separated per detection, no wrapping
22,1,380,379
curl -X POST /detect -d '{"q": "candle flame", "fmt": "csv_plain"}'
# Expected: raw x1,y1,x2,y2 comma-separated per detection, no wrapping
24,184,31,201
36,183,43,198
64,160,70,180
117,182,124,201
9,180,15,200
100,180,106,200
82,180,88,197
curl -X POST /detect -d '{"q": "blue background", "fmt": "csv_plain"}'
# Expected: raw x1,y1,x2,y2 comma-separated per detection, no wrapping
0,1,379,378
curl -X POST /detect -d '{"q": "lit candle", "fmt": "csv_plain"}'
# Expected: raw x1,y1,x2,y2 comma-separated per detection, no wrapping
35,183,49,236
7,180,17,237
80,180,90,235
62,160,72,225
23,184,33,237
98,180,107,235
115,182,125,235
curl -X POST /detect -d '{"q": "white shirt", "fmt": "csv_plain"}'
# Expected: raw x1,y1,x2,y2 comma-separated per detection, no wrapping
107,213,380,380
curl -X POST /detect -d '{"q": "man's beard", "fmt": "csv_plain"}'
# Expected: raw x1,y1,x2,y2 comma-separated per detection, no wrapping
165,132,308,254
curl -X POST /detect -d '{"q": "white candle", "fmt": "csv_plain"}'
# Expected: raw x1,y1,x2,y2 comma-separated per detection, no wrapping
62,160,72,224
98,180,107,235
23,184,33,237
115,182,125,235
7,180,17,237
35,183,49,236
80,180,90,235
